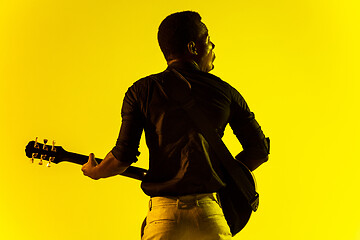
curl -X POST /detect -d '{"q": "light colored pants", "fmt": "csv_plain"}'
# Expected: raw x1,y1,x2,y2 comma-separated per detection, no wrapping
141,193,232,240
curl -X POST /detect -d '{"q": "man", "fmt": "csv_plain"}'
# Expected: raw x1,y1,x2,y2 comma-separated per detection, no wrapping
82,11,269,239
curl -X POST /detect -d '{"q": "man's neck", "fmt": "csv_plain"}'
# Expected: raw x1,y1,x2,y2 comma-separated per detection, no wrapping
167,59,200,70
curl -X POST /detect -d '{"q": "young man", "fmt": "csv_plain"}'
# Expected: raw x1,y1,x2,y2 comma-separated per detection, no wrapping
82,11,269,240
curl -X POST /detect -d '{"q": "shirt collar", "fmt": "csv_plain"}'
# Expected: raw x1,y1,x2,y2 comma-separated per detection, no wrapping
167,60,200,72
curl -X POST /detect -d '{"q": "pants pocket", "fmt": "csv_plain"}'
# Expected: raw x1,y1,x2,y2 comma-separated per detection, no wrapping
146,205,177,225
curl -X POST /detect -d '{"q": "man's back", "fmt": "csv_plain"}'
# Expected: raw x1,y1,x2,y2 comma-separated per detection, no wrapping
114,61,267,198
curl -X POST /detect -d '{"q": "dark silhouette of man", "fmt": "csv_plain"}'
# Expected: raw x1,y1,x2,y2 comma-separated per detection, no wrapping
82,11,269,240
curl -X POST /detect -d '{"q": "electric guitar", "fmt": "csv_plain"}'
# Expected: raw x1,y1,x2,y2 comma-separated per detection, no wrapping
25,137,147,180
25,137,256,235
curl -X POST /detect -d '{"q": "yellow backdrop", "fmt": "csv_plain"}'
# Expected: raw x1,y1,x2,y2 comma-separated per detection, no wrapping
1,0,359,239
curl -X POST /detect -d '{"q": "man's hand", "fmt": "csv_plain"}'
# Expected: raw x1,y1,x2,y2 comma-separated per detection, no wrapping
81,153,99,180
81,151,131,180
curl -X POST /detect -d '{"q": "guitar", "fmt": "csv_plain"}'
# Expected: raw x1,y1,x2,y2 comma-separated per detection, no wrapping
217,159,257,235
25,138,147,181
25,137,256,236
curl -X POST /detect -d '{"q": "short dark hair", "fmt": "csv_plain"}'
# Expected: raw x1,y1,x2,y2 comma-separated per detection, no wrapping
158,11,206,61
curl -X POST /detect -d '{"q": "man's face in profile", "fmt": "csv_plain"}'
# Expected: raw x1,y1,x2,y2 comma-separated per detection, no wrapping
195,22,216,72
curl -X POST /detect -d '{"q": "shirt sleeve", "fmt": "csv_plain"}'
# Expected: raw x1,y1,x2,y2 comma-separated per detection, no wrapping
111,83,144,163
228,87,270,160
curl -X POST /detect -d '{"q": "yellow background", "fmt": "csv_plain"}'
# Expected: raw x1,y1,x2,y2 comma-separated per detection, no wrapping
1,0,359,239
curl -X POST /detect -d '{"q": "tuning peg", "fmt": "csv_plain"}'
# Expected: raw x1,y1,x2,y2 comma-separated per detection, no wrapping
51,140,56,152
34,137,40,149
43,139,48,150
39,154,46,165
47,156,55,167
31,153,38,163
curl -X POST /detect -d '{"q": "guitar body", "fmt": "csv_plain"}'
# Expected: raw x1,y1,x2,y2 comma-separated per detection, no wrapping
218,159,257,236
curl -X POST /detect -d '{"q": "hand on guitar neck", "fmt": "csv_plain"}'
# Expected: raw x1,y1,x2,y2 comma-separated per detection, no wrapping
81,152,131,180
25,139,147,181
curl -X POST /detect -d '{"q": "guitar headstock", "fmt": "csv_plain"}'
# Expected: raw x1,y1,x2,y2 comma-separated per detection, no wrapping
25,137,66,167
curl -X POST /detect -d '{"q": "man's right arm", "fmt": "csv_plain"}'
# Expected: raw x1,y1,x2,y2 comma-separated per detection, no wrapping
229,88,270,171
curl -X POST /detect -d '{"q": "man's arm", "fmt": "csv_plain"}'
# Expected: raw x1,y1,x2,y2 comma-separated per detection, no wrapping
232,116,270,171
229,87,270,171
235,150,269,171
81,81,144,180
81,151,131,180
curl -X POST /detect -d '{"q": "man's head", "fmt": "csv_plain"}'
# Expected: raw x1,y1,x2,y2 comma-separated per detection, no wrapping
158,11,215,72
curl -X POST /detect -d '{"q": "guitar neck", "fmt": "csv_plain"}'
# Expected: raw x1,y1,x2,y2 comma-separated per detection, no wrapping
64,151,147,181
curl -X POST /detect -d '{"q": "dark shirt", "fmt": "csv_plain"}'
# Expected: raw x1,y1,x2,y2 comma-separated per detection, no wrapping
111,61,269,197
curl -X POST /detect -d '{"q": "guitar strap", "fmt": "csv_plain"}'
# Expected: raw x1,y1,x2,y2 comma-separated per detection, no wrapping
152,68,259,211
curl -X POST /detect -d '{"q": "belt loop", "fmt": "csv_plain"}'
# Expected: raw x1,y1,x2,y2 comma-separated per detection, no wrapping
215,192,222,208
149,198,152,211
176,199,180,208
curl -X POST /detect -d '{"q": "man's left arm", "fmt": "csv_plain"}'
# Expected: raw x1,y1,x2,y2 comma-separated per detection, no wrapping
81,151,131,180
81,81,145,180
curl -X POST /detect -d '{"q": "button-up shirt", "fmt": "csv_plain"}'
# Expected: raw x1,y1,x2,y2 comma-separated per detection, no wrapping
111,61,269,197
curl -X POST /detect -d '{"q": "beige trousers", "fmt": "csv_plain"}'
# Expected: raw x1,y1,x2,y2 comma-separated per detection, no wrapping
141,193,232,240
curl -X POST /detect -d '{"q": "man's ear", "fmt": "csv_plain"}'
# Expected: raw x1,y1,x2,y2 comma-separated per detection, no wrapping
187,41,197,55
